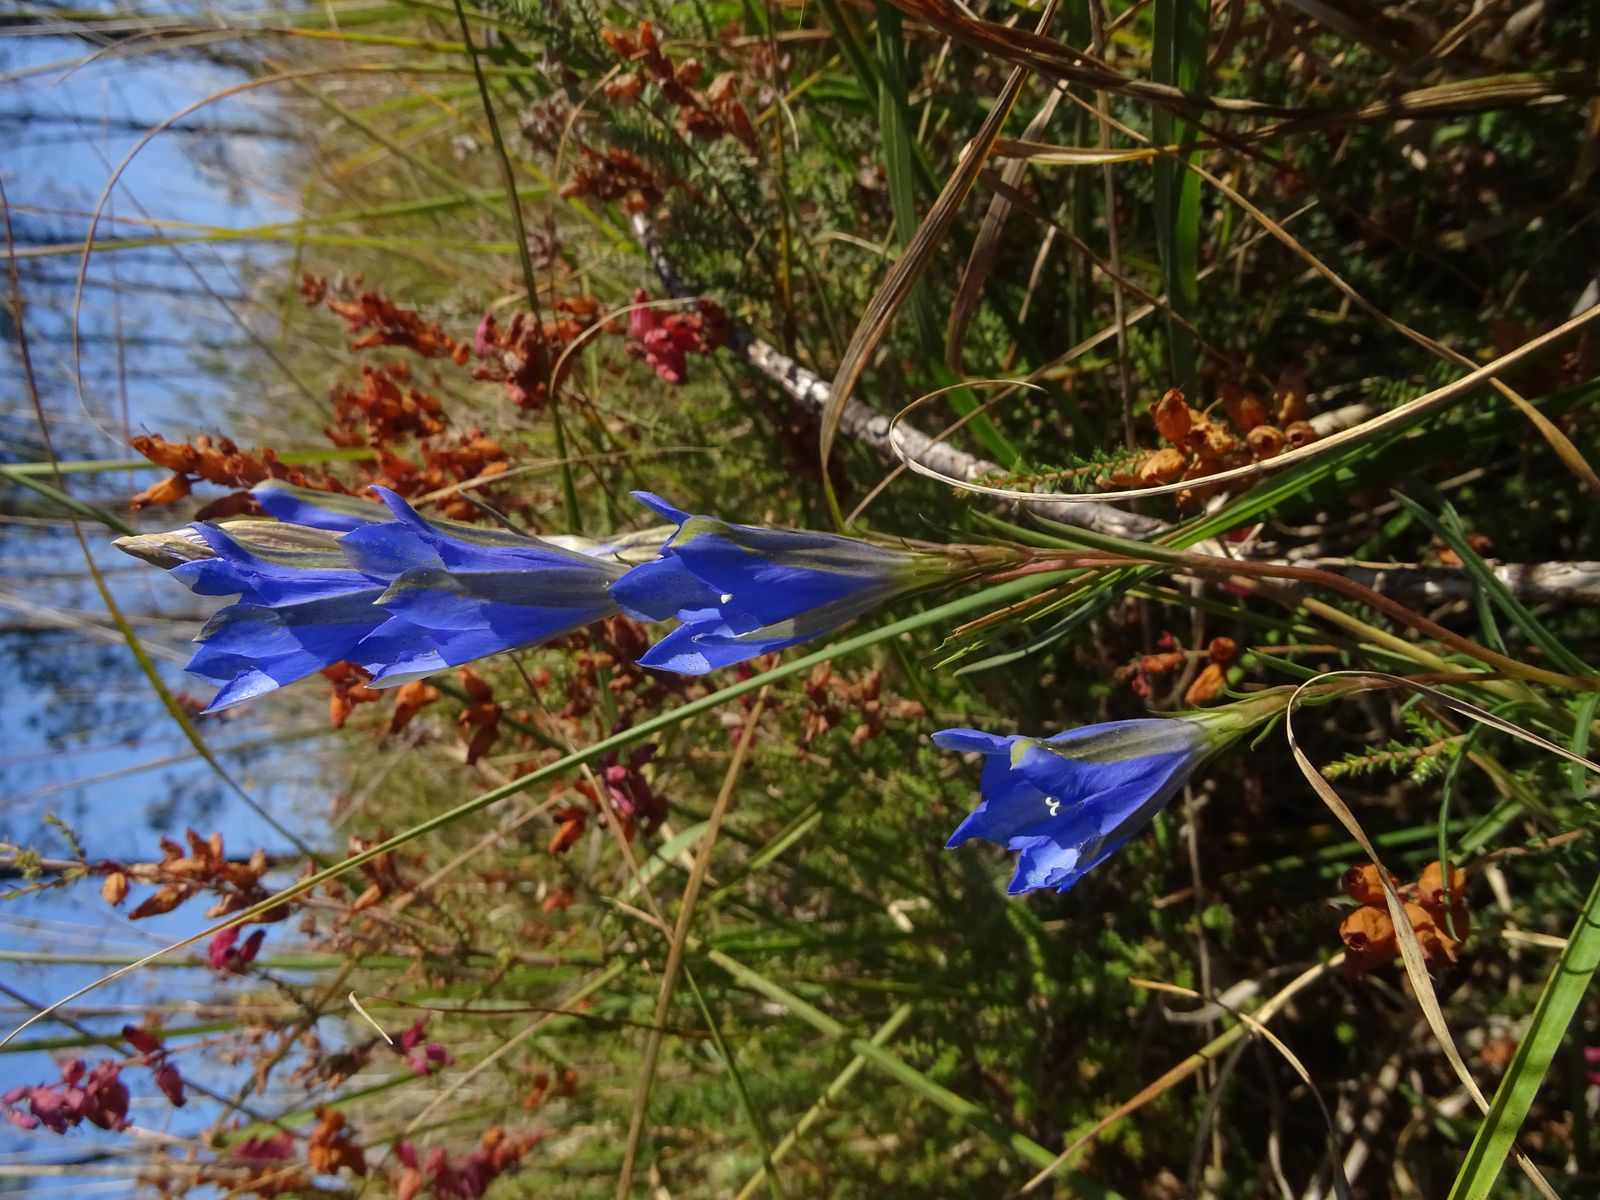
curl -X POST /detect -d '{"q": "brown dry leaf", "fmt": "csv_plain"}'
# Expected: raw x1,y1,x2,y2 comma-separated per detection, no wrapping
1274,363,1309,424
100,871,129,907
1340,863,1399,906
306,1106,366,1176
1138,447,1187,485
128,883,190,920
129,474,192,510
1340,905,1397,957
1183,662,1226,706
1138,651,1188,675
1152,389,1192,444
1284,420,1318,448
1417,859,1467,907
1207,636,1238,665
1220,382,1267,431
1404,900,1459,965
389,681,440,736
1246,425,1286,459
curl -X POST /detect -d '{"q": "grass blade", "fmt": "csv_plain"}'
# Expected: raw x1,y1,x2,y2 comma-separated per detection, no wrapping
1151,0,1207,388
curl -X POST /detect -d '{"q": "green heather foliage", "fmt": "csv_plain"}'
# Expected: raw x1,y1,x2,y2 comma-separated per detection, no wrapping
2,0,1600,1198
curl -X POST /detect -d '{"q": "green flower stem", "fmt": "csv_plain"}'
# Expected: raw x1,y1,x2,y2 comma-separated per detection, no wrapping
1019,525,1595,692
1294,595,1531,705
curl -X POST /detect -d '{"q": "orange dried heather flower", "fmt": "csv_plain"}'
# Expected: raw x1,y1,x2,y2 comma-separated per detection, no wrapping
1339,863,1399,906
129,434,346,506
320,288,468,364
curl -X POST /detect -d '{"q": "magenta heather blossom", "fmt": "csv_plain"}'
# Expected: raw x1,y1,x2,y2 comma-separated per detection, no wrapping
394,1018,453,1075
208,926,265,972
2,1060,130,1134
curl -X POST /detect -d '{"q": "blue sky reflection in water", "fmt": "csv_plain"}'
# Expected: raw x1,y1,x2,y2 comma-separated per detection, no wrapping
1,26,340,1165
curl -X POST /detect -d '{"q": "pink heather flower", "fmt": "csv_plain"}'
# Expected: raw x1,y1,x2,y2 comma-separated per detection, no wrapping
154,1062,186,1108
122,1025,163,1058
232,1132,295,1161
209,927,266,972
28,1086,71,1134
208,928,239,969
236,929,266,966
473,312,499,359
623,289,720,385
599,745,665,832
81,1062,129,1131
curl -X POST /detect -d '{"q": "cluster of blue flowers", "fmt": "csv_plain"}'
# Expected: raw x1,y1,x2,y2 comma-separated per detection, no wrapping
119,483,1284,895
117,481,960,711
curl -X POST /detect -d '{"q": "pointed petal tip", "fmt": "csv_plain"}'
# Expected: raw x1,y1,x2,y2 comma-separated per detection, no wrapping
630,491,689,525
931,728,1010,755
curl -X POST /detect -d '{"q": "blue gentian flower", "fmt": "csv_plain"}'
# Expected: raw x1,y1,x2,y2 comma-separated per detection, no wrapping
338,488,627,683
116,488,632,710
156,519,438,711
937,698,1288,894
609,492,977,674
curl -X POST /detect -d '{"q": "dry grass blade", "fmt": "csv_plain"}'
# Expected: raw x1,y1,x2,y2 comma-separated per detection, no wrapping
886,0,1599,121
1135,977,1350,1200
1017,957,1340,1193
818,1,1056,496
616,686,772,1198
944,86,1064,370
990,138,1161,165
1285,671,1600,1199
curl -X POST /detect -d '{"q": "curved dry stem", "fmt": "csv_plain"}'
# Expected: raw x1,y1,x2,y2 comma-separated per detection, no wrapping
888,300,1600,505
1017,956,1342,1193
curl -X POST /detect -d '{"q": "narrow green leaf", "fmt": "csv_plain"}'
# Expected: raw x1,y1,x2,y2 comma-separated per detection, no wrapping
1152,0,1208,388
1448,699,1600,1198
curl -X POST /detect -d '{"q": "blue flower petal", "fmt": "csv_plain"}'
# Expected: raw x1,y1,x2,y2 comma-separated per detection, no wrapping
187,599,384,710
252,481,389,532
938,716,1223,894
376,566,616,662
337,521,446,581
945,743,1056,848
930,728,1012,755
609,555,722,623
368,488,612,577
634,618,811,676
630,490,692,528
126,485,631,709
668,528,895,629
618,494,945,675
1007,836,1081,895
202,668,286,713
